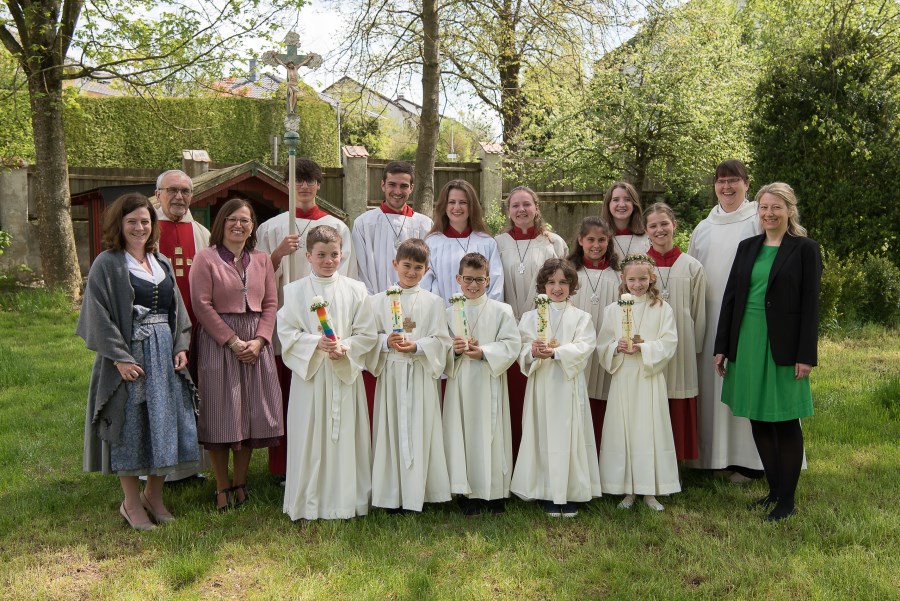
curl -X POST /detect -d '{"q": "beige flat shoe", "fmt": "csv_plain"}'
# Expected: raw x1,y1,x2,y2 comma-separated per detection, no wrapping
120,502,155,531
140,491,175,524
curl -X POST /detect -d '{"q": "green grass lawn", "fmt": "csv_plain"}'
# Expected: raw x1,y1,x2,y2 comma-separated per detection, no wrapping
0,289,897,600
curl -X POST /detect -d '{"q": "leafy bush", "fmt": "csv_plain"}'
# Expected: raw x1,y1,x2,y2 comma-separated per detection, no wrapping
818,248,844,332
855,254,900,327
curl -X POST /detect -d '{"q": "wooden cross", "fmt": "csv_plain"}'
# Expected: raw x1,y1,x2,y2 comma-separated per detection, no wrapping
403,317,416,333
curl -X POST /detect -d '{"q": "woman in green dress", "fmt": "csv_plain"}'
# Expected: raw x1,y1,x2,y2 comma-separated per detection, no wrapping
714,182,822,521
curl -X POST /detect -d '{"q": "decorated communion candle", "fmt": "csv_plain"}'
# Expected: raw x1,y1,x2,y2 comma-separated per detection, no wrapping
449,293,469,350
310,296,337,341
618,293,635,352
535,294,551,343
387,285,404,333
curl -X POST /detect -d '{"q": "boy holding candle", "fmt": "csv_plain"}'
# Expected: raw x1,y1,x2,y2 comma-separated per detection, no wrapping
366,238,452,513
443,253,521,515
277,225,378,520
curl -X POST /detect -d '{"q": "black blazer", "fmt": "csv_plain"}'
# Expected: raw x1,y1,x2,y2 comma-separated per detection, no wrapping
714,234,822,366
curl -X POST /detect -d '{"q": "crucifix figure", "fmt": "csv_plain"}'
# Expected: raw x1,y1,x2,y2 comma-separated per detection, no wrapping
262,31,323,116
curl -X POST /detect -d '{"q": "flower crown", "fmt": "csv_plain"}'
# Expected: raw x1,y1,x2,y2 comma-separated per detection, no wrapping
621,253,656,267
309,295,329,311
386,285,403,296
449,292,466,306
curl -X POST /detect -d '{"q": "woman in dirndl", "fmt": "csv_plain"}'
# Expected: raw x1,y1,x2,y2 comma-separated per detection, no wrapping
190,197,283,510
78,193,199,531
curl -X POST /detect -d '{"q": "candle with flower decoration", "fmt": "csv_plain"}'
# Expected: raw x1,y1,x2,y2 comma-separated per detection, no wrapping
310,296,336,341
534,294,551,344
386,285,404,333
618,293,635,352
449,293,469,350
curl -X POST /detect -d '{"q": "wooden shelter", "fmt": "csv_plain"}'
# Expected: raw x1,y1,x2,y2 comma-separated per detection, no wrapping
70,160,348,263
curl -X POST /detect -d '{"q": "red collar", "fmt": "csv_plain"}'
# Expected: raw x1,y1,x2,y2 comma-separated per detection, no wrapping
648,246,682,267
614,228,633,236
380,202,414,217
582,258,609,270
296,205,328,220
508,226,538,241
443,226,472,238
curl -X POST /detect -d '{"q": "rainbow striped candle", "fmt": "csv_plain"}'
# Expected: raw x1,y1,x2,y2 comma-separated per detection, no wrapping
310,296,336,341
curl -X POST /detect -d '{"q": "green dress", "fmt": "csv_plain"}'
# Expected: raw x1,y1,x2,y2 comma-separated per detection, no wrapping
721,246,813,421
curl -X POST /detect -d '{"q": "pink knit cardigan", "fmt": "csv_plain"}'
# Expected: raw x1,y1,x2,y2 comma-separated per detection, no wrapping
189,246,278,345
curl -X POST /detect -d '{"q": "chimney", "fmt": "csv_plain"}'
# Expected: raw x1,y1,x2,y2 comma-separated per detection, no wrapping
181,150,210,178
249,58,257,83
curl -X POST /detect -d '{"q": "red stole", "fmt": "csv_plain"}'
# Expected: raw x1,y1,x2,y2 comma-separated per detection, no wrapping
158,220,197,322
380,202,415,217
296,205,328,220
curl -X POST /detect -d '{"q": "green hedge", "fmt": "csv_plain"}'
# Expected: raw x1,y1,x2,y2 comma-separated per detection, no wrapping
62,94,338,168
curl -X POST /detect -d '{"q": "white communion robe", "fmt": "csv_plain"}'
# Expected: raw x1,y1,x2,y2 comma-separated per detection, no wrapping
352,208,434,294
421,232,505,305
495,231,569,319
366,286,452,511
611,233,650,262
277,273,378,520
597,296,681,495
510,303,602,504
443,295,521,500
570,266,621,400
687,200,763,470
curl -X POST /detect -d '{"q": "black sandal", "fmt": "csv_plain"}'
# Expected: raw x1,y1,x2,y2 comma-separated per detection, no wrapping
214,488,232,512
232,483,249,507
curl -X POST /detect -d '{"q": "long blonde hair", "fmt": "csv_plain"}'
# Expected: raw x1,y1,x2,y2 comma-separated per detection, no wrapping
618,254,662,306
755,182,807,237
601,182,645,235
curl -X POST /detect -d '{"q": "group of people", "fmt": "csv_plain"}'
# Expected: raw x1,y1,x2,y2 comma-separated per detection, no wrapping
78,158,821,530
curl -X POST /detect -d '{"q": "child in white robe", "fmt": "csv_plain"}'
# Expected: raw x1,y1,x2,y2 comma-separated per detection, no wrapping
277,225,378,520
443,252,521,515
510,258,602,517
567,216,621,452
597,253,680,511
366,238,452,513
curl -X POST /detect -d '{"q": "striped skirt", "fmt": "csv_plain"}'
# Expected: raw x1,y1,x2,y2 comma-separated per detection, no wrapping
196,312,284,450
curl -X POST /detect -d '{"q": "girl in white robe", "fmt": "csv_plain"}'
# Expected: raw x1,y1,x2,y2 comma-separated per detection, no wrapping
645,203,707,461
443,253,521,514
597,254,679,511
366,239,452,512
277,226,378,520
567,216,621,451
422,179,504,305
510,258,602,517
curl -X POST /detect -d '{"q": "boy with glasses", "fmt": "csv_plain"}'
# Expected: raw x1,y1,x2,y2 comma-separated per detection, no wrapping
442,253,521,515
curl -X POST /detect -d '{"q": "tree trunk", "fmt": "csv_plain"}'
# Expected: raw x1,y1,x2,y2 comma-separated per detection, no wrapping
411,0,440,218
28,75,82,301
497,0,522,153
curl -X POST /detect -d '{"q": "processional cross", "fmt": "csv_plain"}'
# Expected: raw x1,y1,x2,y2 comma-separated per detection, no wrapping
261,31,323,282
262,31,323,118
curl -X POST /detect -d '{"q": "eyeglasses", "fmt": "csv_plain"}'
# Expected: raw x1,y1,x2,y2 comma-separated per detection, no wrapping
160,187,193,196
715,177,743,186
225,217,252,226
461,276,488,285
295,180,318,187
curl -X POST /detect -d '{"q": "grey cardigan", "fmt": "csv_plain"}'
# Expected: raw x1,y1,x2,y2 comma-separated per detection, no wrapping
76,250,195,472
